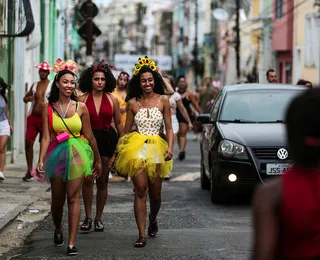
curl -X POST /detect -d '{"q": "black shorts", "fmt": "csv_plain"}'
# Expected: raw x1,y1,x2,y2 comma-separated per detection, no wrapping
93,127,119,158
176,110,194,125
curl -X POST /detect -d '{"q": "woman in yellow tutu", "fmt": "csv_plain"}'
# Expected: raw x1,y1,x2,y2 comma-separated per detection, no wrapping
114,56,173,247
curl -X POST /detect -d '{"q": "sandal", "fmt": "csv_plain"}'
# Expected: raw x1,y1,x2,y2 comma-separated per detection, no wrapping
148,214,158,237
80,216,92,232
134,236,146,248
94,219,104,232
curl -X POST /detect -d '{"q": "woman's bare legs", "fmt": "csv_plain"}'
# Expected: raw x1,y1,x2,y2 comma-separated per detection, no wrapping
66,177,83,246
133,170,148,238
50,177,66,236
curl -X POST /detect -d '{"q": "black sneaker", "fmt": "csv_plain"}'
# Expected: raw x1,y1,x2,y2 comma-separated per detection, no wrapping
67,246,78,256
22,171,33,182
54,231,64,247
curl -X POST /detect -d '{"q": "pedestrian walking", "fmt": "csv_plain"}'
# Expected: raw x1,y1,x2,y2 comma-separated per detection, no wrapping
297,79,313,89
162,75,192,179
266,69,278,83
176,75,202,160
0,77,13,181
77,61,124,232
251,88,320,260
23,62,53,181
114,56,173,247
113,71,130,126
36,58,102,256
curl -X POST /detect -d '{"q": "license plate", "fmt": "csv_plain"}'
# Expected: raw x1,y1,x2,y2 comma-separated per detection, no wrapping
266,163,292,175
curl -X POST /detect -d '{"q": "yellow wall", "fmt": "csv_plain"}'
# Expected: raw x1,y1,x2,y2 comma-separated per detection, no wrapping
294,0,318,84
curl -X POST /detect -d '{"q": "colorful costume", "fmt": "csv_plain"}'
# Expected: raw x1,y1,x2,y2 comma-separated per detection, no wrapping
115,96,173,179
113,88,127,125
44,103,93,182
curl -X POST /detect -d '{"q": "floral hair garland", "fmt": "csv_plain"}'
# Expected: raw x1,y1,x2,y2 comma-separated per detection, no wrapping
133,56,157,76
53,58,78,75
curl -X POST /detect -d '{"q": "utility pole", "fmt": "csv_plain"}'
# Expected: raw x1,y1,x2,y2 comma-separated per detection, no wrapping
193,0,199,86
86,0,93,66
235,0,241,80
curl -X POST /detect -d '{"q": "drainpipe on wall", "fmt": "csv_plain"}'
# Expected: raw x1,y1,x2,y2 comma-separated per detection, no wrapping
44,0,50,61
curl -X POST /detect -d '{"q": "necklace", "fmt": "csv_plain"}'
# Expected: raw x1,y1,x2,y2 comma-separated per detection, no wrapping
58,99,72,118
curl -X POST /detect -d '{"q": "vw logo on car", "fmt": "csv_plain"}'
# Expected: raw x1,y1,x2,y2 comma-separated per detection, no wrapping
277,148,288,160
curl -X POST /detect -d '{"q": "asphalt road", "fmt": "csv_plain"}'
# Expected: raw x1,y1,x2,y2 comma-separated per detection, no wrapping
7,137,253,260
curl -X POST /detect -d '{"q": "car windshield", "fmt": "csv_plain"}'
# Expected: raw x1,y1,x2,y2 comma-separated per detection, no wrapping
219,89,303,123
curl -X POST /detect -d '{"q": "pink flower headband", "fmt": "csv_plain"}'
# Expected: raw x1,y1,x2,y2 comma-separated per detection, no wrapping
53,58,78,75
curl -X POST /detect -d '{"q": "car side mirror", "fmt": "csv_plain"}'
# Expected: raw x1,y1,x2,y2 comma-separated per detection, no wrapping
197,114,211,124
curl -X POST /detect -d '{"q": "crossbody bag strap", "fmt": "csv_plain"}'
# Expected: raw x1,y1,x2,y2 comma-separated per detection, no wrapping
52,105,77,139
47,104,57,137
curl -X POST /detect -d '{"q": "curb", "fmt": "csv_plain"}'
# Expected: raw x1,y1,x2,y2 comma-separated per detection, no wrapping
0,186,51,234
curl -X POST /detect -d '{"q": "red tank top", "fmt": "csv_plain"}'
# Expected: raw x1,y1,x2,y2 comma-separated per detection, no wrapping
85,93,113,130
279,166,320,259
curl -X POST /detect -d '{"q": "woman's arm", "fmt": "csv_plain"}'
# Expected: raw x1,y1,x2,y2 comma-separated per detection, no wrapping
188,92,202,114
124,100,135,134
176,99,193,130
162,97,173,160
251,180,281,260
109,94,125,137
79,103,102,177
5,100,13,134
157,69,174,94
37,104,51,171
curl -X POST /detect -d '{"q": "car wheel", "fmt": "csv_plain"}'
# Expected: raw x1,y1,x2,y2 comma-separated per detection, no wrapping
200,164,210,190
210,166,227,204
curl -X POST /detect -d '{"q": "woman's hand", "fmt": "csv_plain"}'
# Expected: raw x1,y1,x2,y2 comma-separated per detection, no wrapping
164,148,173,161
9,125,13,135
36,162,45,179
188,122,193,130
108,154,117,171
93,162,102,178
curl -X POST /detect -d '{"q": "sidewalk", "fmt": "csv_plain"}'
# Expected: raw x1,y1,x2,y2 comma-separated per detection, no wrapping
0,145,50,233
0,146,126,234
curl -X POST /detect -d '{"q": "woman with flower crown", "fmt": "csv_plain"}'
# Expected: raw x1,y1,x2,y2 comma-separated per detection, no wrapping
36,59,102,256
77,61,124,233
113,56,173,247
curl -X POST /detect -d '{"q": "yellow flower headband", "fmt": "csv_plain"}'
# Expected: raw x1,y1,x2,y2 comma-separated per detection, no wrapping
133,56,157,76
53,58,78,75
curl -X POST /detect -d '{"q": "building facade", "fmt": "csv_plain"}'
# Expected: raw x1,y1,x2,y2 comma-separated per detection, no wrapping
292,0,320,85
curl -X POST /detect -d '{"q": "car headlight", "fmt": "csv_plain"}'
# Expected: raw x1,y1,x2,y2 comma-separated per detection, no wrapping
218,140,247,158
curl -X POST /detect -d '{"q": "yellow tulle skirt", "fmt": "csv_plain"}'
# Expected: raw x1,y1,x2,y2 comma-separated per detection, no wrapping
115,132,173,180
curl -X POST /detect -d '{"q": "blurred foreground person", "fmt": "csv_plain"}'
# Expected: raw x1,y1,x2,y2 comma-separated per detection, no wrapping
251,88,320,260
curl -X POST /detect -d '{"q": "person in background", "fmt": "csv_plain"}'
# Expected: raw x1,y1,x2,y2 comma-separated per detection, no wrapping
23,62,53,181
297,79,313,89
114,56,173,247
176,75,202,161
36,59,102,256
113,71,130,126
78,61,124,233
251,87,320,260
162,75,192,179
0,78,13,181
266,69,278,83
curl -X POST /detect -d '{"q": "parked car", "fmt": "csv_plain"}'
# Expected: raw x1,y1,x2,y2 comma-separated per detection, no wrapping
197,84,306,203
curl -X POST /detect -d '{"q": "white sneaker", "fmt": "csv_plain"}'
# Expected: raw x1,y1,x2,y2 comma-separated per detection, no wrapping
0,171,5,181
